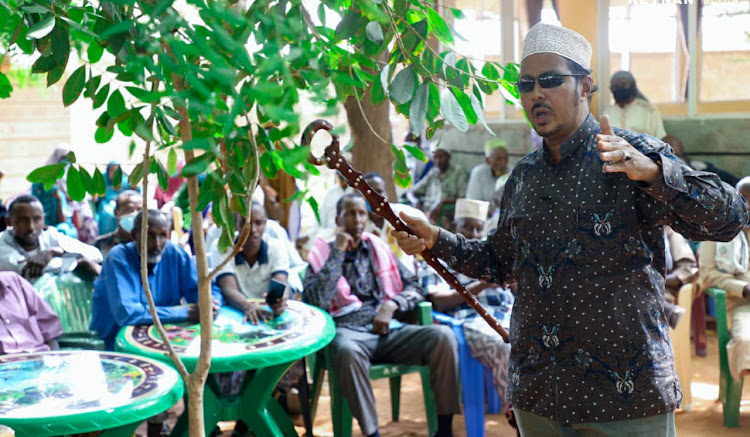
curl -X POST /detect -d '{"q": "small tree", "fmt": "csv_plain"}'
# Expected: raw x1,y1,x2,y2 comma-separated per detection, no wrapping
0,0,519,435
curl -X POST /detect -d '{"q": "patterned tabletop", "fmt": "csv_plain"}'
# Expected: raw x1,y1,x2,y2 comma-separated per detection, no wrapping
115,300,336,373
0,350,183,436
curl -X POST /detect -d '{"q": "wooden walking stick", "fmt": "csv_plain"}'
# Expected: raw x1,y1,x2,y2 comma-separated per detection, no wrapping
302,120,510,343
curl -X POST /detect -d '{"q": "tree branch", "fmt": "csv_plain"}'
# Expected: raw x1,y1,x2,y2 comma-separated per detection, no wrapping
137,80,190,382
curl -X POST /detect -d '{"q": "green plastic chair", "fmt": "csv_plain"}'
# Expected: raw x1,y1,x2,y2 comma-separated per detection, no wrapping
34,272,105,350
309,301,438,437
705,287,747,427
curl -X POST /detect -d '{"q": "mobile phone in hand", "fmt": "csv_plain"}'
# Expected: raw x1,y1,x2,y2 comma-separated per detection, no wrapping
265,279,286,306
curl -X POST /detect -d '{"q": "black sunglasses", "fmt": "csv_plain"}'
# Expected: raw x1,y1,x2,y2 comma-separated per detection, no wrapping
515,73,586,93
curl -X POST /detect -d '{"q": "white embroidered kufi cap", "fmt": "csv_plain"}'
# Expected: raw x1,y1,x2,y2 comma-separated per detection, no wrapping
455,198,489,221
522,23,592,70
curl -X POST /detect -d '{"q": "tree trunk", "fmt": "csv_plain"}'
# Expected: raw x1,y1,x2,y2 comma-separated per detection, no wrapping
344,86,395,199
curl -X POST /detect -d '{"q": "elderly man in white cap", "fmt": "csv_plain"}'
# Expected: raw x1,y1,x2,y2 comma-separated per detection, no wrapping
466,138,512,204
425,198,515,411
406,143,468,227
393,22,748,436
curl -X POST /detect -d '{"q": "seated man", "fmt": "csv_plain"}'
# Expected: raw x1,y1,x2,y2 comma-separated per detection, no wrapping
466,139,512,204
0,271,62,354
209,201,289,323
303,193,460,437
94,190,143,257
363,172,427,274
90,209,221,350
698,177,750,380
0,194,102,281
407,144,468,227
663,226,698,329
425,199,514,411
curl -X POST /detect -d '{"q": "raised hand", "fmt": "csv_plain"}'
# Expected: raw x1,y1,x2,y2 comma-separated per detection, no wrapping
597,115,660,184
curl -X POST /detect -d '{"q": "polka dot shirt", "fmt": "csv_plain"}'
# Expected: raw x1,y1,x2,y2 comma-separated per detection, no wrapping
432,114,748,424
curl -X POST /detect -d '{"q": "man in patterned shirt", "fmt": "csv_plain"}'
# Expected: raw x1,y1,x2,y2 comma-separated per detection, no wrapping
394,23,748,436
303,193,460,437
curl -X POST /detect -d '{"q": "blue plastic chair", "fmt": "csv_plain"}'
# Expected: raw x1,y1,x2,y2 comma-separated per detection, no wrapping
433,311,500,437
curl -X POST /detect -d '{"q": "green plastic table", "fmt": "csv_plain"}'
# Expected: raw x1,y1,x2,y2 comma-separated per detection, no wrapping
115,300,336,437
0,350,183,437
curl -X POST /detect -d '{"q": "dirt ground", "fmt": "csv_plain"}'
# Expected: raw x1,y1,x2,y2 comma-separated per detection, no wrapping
141,332,749,437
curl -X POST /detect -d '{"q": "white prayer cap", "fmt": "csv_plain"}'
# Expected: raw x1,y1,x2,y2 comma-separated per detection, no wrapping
522,23,592,70
455,198,489,221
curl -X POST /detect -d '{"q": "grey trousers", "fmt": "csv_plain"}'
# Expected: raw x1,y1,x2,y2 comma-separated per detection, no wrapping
329,324,461,436
515,409,676,437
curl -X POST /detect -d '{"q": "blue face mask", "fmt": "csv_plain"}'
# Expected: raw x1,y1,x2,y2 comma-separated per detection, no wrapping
118,212,138,233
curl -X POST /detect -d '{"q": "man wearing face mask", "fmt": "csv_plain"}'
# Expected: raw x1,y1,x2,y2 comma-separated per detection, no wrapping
0,195,102,281
94,190,142,258
603,70,667,140
90,209,222,351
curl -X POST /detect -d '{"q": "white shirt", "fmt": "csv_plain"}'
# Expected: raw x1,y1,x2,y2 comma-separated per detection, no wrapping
0,227,103,275
466,163,511,204
603,98,667,139
208,236,289,299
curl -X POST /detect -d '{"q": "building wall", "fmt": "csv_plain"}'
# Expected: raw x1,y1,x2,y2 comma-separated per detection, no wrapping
440,116,750,183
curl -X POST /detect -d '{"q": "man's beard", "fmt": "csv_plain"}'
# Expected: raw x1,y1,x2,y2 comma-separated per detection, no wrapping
146,253,163,265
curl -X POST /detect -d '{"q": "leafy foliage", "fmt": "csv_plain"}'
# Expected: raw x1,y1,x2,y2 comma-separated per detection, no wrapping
1,0,519,247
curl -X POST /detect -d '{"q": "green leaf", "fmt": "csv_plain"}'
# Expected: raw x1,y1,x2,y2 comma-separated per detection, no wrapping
394,171,412,189
0,72,12,99
450,8,466,19
334,12,361,42
317,3,326,26
156,161,169,191
47,63,65,87
167,148,177,175
379,64,390,96
370,75,386,105
129,162,144,186
112,165,123,190
391,144,409,174
427,82,440,118
65,151,76,164
425,8,453,45
389,66,416,105
409,81,430,136
440,88,468,132
126,86,160,103
87,43,103,63
31,56,55,73
62,66,86,107
66,166,85,201
84,75,101,98
50,24,70,67
471,93,494,136
182,153,213,177
27,16,55,39
95,126,114,143
93,83,109,109
26,163,65,184
107,90,126,118
99,19,133,39
307,196,320,224
365,21,384,44
404,144,428,162
79,166,94,194
93,168,107,195
453,88,477,125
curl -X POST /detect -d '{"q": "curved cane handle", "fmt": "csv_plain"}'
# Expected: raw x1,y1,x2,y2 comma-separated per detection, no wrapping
302,120,340,167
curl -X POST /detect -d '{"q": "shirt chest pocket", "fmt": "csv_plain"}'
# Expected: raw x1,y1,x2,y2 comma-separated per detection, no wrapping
576,205,624,259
